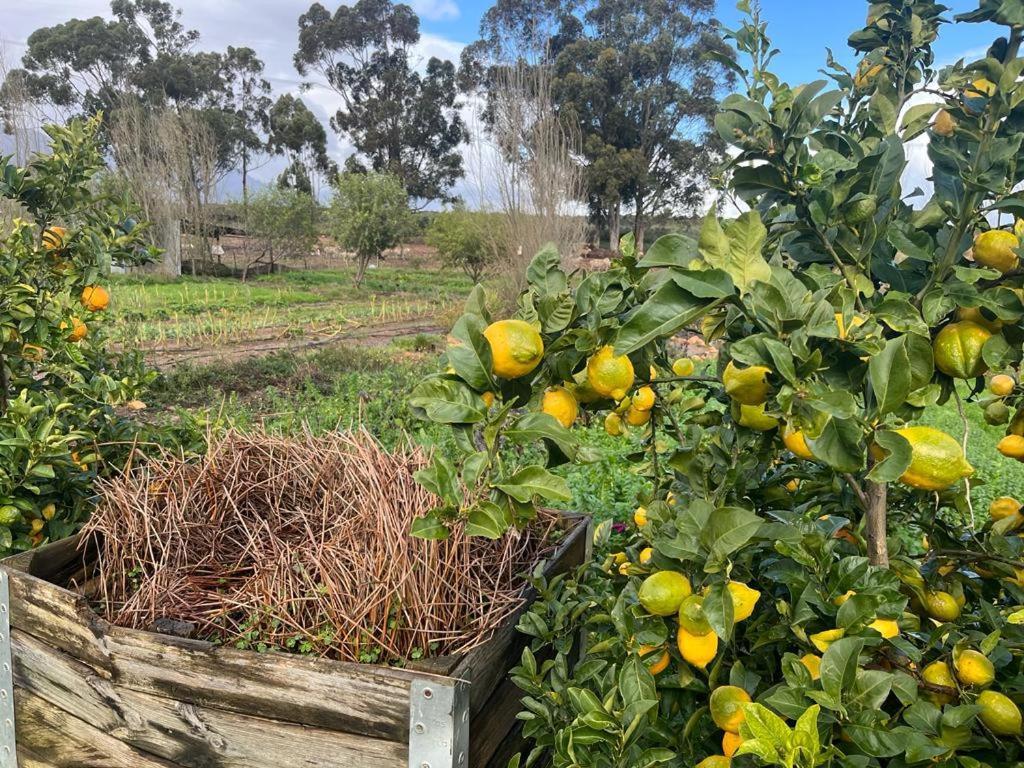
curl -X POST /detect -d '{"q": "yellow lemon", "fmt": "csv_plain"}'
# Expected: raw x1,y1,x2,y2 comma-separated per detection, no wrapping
42,225,68,251
483,319,544,379
727,581,760,622
922,660,956,705
722,731,744,757
990,374,1016,397
481,391,495,408
883,426,974,491
955,650,995,687
834,590,856,607
800,653,822,680
587,346,635,401
974,230,1020,274
998,434,1024,460
696,757,731,768
41,503,56,521
631,386,656,411
957,306,1003,333
933,108,956,137
785,478,800,493
604,412,625,436
625,406,652,426
854,61,885,89
810,628,845,652
978,690,1022,736
541,386,578,427
638,571,692,616
921,591,961,622
672,357,695,377
634,506,648,527
933,321,992,379
639,644,670,675
677,626,718,669
990,497,1022,520
966,78,997,99
782,425,814,460
709,686,752,733
736,403,780,431
639,547,653,565
723,361,772,405
868,618,900,638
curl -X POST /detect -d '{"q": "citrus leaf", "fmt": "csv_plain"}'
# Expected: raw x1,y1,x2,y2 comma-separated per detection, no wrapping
867,429,912,483
494,465,571,503
613,280,724,356
636,233,698,268
869,336,912,415
447,313,495,391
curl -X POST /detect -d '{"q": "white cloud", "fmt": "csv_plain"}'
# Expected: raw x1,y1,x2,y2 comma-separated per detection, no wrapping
410,0,460,22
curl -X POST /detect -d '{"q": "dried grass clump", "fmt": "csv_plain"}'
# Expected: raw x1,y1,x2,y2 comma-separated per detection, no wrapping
82,429,561,662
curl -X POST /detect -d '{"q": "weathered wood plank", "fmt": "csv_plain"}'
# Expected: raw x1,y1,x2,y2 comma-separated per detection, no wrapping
4,566,420,740
14,629,409,768
16,688,180,767
469,675,527,768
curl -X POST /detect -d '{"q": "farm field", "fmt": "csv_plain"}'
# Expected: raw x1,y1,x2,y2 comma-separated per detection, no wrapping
111,262,474,367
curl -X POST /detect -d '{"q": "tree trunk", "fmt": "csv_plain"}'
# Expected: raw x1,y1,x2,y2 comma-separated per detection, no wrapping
609,202,621,251
355,256,369,288
0,349,8,417
633,195,646,255
242,152,249,211
865,480,889,567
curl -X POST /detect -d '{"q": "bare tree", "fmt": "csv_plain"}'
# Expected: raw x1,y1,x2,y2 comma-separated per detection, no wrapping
466,60,585,306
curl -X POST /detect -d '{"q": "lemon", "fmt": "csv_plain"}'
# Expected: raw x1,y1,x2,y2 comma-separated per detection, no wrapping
634,506,648,527
921,591,961,622
710,685,752,733
998,434,1024,460
854,61,885,89
966,78,997,99
613,552,628,565
736,403,779,431
974,230,1020,274
672,357,695,377
955,649,995,687
782,425,814,460
41,503,56,521
618,562,631,576
678,595,712,635
933,321,992,379
883,426,974,491
604,412,625,436
677,625,718,669
639,547,653,565
481,391,495,408
723,361,772,405
990,374,1016,397
868,618,900,638
648,365,658,380
625,406,652,426
978,690,1022,736
990,497,1022,520
80,285,110,312
483,320,544,378
785,478,800,492
631,386,656,411
834,590,856,606
810,628,845,652
933,108,956,137
958,306,1003,333
639,644,670,675
800,653,822,680
696,757,731,768
541,386,578,427
835,312,867,340
587,346,635,401
638,571,692,616
722,731,744,757
922,660,956,705
727,581,760,622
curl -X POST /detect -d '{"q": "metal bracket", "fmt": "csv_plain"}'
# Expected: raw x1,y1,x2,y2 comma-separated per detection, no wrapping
0,570,17,767
408,677,469,768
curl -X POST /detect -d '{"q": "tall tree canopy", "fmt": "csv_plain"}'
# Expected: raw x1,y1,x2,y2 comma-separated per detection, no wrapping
294,0,466,205
464,0,732,249
268,93,336,191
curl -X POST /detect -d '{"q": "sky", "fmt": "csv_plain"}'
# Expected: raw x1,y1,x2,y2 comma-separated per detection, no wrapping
0,0,1006,203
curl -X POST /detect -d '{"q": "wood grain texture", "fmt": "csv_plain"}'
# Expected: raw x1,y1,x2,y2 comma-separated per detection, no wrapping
13,630,408,768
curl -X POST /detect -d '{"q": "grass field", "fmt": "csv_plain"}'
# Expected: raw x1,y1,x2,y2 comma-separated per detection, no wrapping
111,266,473,351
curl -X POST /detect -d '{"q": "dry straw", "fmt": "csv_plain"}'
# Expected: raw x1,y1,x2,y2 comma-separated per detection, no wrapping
82,429,561,662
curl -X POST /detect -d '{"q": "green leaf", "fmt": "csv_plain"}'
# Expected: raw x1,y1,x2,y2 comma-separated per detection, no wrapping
636,233,698,268
700,506,764,565
465,501,512,539
410,511,452,540
447,314,495,391
614,280,723,355
848,669,894,712
869,336,912,415
738,703,790,753
867,429,912,483
526,244,567,296
409,378,487,424
700,211,771,294
494,465,571,503
505,412,579,461
701,581,735,641
414,456,460,505
807,417,864,473
820,636,864,701
618,654,659,726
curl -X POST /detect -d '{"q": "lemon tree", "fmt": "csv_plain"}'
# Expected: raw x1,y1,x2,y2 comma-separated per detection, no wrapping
0,117,153,552
409,1,1024,765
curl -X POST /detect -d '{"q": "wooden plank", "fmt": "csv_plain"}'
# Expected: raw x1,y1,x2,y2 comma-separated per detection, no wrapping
3,566,420,741
15,688,180,767
469,675,527,768
13,629,408,768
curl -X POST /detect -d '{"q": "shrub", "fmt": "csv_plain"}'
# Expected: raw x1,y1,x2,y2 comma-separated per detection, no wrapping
328,172,412,286
0,117,153,553
426,207,495,283
409,2,1024,765
245,186,318,276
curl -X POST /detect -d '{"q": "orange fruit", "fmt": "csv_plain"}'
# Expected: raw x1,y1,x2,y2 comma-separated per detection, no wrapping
990,374,1016,397
639,645,670,675
722,731,744,757
998,435,1024,460
61,317,87,343
80,285,110,312
42,226,67,251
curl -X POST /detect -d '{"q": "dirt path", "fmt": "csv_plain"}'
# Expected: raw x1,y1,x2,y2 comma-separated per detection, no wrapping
147,317,443,369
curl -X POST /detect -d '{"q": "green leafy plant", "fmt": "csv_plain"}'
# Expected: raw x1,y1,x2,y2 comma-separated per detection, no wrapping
410,1,1024,765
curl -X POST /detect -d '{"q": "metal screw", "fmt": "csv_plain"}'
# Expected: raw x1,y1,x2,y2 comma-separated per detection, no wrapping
422,687,433,699
421,763,430,768
414,723,425,734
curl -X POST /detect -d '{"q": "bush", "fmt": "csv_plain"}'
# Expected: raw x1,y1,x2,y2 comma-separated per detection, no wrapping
426,207,495,282
409,2,1024,765
328,172,412,286
245,186,318,276
0,117,153,553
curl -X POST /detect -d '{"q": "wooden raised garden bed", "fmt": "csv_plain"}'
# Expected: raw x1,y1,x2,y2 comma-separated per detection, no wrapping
0,514,588,768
